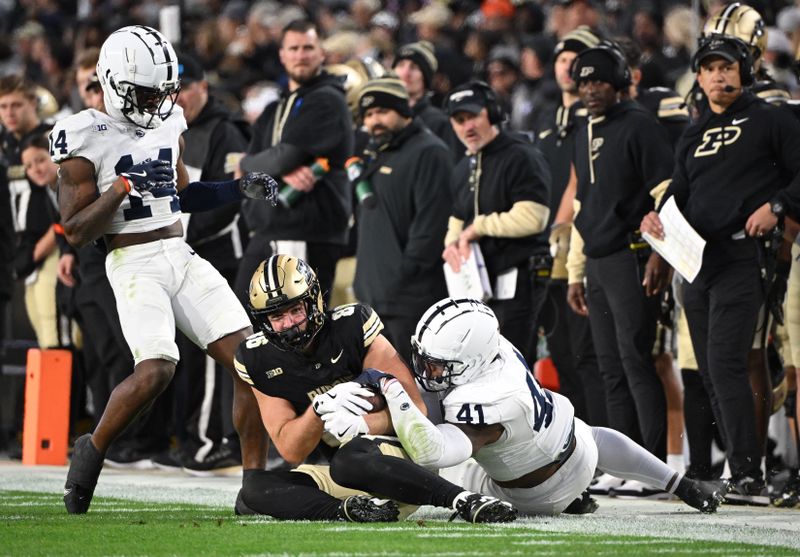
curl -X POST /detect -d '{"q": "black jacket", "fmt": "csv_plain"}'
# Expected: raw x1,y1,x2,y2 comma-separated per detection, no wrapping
537,101,588,224
636,86,690,148
412,96,461,162
354,120,452,317
663,92,800,244
574,100,673,258
452,131,551,278
240,71,353,244
181,96,250,271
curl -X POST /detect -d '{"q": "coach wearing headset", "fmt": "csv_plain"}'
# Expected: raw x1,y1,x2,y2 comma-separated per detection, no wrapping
442,81,552,359
641,35,800,500
565,43,673,464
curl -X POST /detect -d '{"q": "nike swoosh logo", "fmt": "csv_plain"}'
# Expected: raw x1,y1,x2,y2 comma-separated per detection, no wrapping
331,349,344,364
731,117,748,125
126,171,147,177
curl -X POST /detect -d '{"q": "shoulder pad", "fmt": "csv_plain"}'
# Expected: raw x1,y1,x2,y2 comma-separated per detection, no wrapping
49,110,102,163
242,331,269,351
330,303,384,348
657,95,689,120
233,354,254,386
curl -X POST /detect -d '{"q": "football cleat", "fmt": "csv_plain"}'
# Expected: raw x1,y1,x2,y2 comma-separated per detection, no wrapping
234,490,259,516
337,496,399,522
563,489,600,514
770,473,800,508
724,475,770,506
64,434,104,514
678,478,728,513
589,473,625,495
451,492,518,523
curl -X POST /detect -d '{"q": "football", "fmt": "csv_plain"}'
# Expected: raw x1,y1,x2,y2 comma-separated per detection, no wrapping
360,388,387,413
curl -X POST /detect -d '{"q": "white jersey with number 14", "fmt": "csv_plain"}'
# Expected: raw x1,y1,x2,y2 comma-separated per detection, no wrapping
49,106,187,234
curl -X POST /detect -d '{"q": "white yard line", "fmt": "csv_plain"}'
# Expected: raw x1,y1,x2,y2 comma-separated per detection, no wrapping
1,460,797,550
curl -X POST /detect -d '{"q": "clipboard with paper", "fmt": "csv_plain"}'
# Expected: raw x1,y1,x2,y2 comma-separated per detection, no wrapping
641,196,706,283
443,242,493,301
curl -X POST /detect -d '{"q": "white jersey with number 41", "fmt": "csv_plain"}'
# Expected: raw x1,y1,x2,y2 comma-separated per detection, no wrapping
49,105,187,234
441,337,576,482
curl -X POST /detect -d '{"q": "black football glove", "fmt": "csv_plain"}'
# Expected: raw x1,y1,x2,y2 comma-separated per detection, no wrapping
240,171,279,206
354,368,396,392
120,159,174,193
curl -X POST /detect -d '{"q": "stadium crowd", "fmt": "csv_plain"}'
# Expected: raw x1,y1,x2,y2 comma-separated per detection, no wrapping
2,0,800,515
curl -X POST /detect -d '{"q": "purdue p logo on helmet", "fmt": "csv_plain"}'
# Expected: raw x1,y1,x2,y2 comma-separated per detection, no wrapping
248,255,325,351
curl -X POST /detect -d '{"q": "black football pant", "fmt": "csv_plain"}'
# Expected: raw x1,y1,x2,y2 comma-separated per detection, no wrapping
542,280,607,426
682,254,763,478
585,248,666,460
490,263,547,363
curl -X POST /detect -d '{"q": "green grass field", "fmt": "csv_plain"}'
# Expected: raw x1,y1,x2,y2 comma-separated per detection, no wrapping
1,490,796,557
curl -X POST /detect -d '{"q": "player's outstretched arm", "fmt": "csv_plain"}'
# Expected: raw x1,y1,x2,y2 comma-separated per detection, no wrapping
58,157,129,247
361,334,427,435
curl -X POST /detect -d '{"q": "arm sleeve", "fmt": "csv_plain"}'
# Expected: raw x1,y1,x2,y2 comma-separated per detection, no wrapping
566,199,586,284
658,144,691,212
472,201,549,238
384,380,473,469
444,216,464,247
633,117,674,196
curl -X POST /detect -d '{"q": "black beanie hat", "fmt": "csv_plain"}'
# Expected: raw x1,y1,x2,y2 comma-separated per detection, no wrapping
393,41,438,89
553,25,601,58
572,48,625,90
358,77,412,119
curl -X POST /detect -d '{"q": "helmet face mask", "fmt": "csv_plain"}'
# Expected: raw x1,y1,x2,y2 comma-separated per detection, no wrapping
97,26,180,129
248,255,325,352
411,298,501,392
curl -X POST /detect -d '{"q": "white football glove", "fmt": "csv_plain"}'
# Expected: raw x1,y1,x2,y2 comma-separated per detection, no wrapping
321,410,369,442
312,381,374,417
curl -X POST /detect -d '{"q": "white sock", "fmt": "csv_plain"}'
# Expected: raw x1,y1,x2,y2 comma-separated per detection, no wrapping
591,426,680,492
667,454,685,475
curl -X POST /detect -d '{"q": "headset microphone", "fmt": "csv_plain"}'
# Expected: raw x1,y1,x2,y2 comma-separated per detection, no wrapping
723,85,739,92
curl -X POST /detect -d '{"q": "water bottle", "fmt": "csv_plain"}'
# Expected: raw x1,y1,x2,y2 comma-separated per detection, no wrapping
277,158,330,208
346,156,376,209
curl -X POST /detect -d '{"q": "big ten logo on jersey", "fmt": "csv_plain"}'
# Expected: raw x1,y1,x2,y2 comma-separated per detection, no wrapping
590,137,603,160
115,147,180,221
694,126,742,157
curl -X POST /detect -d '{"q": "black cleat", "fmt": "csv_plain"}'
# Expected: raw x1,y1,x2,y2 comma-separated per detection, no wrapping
337,496,399,522
451,493,518,523
725,476,770,507
563,490,599,514
234,490,258,516
770,473,800,508
678,478,728,513
64,434,104,514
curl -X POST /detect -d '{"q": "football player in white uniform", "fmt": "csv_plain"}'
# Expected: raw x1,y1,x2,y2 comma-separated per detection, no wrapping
361,298,728,516
53,26,277,514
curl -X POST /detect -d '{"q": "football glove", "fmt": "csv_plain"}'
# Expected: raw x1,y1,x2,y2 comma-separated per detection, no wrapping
240,171,279,206
322,410,369,442
120,159,174,193
312,382,374,417
353,368,395,391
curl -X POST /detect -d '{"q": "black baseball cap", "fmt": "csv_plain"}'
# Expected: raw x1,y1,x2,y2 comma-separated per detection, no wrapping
177,51,205,84
695,36,741,67
445,86,486,116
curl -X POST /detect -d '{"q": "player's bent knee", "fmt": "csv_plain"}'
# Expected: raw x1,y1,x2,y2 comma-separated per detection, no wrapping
330,437,381,485
132,359,175,394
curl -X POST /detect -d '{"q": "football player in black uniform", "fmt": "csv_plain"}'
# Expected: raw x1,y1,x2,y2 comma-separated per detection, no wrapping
234,254,518,522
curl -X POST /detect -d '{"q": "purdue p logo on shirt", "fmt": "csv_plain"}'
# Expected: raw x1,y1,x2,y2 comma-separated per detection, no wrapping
694,126,742,157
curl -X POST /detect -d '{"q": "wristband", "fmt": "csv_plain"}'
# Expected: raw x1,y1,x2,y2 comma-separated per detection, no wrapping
118,176,132,194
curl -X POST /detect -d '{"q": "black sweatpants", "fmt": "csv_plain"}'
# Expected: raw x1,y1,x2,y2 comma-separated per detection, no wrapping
490,263,548,362
542,280,606,426
585,248,666,460
682,253,763,478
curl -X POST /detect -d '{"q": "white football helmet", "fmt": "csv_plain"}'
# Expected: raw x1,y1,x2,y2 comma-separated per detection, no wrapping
96,26,180,129
411,298,500,392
